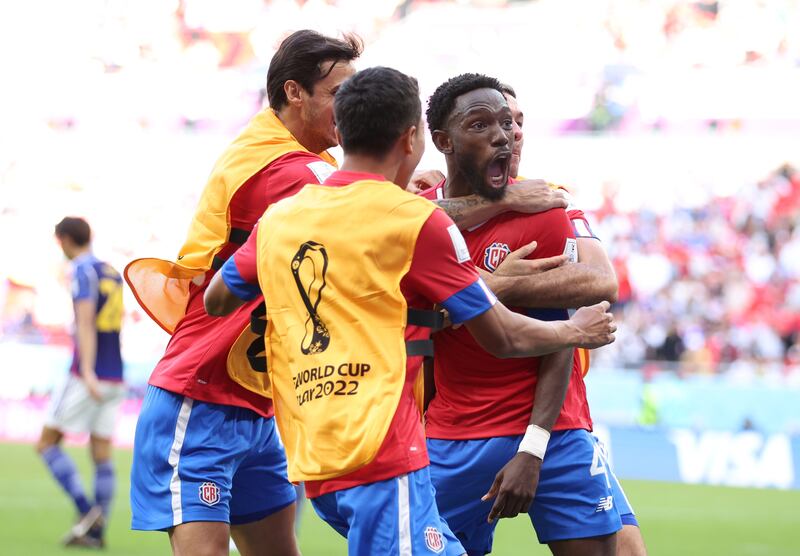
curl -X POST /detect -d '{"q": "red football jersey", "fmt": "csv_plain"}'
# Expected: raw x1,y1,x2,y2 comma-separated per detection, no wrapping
148,151,335,417
421,182,593,439
228,171,496,496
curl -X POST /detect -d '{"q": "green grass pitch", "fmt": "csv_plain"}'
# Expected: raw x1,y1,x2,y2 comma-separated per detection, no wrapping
1,442,798,555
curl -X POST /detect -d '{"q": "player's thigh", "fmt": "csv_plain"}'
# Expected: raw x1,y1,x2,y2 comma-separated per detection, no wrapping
44,374,94,435
229,415,296,527
427,437,517,554
616,524,647,556
549,533,616,556
230,503,300,556
89,380,126,440
530,429,622,545
311,467,466,556
169,521,230,556
130,386,250,531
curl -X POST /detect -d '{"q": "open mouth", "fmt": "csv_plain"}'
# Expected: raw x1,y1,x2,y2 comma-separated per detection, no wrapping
487,152,511,188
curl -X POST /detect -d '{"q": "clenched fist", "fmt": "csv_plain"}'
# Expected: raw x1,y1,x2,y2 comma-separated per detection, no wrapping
568,301,616,349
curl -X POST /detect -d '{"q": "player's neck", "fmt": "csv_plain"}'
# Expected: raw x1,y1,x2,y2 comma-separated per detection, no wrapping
339,154,400,185
69,245,91,261
442,162,473,199
274,107,326,155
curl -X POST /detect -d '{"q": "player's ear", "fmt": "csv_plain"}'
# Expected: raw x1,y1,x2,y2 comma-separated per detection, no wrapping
284,80,304,107
431,129,452,155
334,126,343,146
402,125,417,154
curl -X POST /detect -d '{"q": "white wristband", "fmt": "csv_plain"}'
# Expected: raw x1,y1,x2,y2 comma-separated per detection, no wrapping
518,424,550,460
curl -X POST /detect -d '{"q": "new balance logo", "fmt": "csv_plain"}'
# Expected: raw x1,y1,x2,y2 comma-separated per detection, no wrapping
595,495,613,512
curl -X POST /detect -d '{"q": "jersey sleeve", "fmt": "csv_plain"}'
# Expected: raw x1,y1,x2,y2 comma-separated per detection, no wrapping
220,223,261,300
71,263,95,302
567,208,599,240
261,151,337,205
405,209,496,324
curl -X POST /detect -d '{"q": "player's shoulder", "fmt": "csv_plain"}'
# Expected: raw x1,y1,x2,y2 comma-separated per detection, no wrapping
97,260,121,280
73,256,98,277
268,150,337,184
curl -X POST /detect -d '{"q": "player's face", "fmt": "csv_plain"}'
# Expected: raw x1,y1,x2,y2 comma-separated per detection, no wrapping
503,92,524,178
449,88,514,200
56,235,75,259
302,60,357,151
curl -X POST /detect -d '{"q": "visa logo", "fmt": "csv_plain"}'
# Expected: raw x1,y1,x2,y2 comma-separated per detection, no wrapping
670,430,794,489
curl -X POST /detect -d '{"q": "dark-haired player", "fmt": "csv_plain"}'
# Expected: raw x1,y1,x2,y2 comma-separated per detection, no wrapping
491,83,647,556
126,30,362,556
422,73,623,556
38,217,125,549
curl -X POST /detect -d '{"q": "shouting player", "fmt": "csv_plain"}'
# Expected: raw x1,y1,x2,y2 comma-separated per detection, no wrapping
204,66,617,556
421,73,625,556
492,82,648,556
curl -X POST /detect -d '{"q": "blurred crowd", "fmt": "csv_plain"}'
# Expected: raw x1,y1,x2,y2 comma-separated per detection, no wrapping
593,164,800,377
2,0,800,379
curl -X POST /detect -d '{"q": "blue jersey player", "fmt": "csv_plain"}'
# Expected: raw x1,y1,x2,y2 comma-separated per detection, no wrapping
37,217,125,549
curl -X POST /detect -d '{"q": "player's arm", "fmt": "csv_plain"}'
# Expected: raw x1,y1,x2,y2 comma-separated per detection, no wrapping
73,268,101,400
433,179,568,230
414,210,616,357
483,347,573,521
483,213,618,308
204,224,262,316
463,294,614,356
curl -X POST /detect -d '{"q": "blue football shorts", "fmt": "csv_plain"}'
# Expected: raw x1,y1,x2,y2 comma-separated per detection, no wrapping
311,466,466,556
595,435,638,527
130,385,296,530
428,429,626,553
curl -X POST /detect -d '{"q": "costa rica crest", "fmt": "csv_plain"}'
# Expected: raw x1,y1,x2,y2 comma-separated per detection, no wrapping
483,242,511,271
199,481,221,506
424,526,445,553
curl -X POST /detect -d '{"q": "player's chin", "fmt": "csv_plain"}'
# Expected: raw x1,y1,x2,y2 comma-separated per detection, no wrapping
478,180,508,201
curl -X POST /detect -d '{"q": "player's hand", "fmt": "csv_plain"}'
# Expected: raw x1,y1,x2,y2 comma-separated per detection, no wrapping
492,241,569,277
505,180,568,214
406,169,445,194
83,374,103,401
482,452,541,522
568,301,616,349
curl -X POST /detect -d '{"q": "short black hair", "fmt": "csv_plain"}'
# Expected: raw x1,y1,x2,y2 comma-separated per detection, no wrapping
334,67,421,159
499,82,516,99
267,30,363,110
55,217,91,246
426,73,504,133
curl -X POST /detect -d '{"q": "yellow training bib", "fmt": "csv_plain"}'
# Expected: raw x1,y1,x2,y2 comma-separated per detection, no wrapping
256,180,437,482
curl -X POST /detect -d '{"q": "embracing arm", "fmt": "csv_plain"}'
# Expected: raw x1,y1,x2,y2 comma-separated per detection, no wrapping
483,237,618,308
204,271,248,316
204,225,262,316
464,300,615,358
433,180,568,230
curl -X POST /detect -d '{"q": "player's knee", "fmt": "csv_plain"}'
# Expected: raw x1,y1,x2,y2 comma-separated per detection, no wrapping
36,435,58,455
